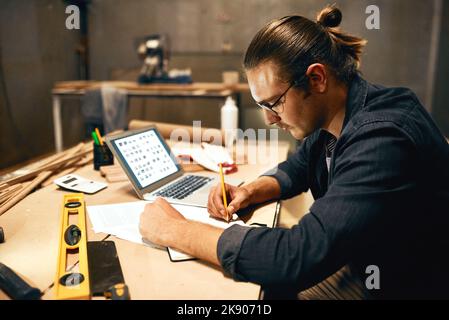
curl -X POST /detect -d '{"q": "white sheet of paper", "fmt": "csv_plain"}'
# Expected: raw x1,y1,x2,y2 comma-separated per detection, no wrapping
170,142,234,173
87,201,246,261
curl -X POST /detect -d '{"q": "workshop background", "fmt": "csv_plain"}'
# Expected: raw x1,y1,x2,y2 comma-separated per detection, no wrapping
1,0,448,169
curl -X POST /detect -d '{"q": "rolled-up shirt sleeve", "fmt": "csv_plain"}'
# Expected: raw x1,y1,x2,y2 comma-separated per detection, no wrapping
218,213,333,289
217,123,416,290
217,225,252,281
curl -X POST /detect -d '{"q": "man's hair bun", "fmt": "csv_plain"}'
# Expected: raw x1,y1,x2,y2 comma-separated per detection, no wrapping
317,5,342,28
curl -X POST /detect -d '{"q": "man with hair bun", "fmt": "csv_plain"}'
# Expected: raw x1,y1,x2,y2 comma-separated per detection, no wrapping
140,6,449,299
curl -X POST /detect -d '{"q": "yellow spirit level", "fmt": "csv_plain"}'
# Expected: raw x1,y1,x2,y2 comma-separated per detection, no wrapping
54,193,90,299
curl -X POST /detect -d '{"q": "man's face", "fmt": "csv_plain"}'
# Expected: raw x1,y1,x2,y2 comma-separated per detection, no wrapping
246,61,326,140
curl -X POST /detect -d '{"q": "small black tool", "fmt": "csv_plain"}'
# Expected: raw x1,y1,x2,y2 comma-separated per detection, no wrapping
0,263,41,300
87,241,126,296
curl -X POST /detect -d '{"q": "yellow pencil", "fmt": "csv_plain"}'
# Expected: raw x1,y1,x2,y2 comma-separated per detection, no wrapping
219,163,229,222
95,128,104,145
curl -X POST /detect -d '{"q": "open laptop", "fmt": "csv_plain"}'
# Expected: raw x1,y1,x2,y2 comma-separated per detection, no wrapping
105,126,243,207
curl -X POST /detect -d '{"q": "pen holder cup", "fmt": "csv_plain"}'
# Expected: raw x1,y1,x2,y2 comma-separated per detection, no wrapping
93,143,114,170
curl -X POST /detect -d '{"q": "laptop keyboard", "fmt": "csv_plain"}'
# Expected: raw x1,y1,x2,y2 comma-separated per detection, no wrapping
153,175,213,200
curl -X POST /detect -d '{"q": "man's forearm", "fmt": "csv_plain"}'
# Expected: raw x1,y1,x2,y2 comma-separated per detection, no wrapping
148,177,280,266
243,176,281,205
164,219,224,266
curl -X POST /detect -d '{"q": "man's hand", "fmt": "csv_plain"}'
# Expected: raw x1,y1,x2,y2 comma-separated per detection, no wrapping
139,197,224,266
207,176,282,221
139,197,186,247
207,183,252,221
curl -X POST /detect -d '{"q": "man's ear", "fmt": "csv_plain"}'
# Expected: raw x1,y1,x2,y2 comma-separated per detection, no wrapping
305,63,327,93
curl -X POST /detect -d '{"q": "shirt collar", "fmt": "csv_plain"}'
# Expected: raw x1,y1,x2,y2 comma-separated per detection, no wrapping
342,73,369,131
304,73,369,146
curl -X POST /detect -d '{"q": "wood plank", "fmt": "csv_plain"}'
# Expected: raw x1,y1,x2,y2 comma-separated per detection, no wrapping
0,185,23,204
0,144,91,215
0,171,53,216
128,120,223,144
1,143,91,186
53,81,250,92
41,152,94,188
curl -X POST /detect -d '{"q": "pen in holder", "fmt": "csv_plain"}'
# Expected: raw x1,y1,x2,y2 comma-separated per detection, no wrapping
93,143,114,170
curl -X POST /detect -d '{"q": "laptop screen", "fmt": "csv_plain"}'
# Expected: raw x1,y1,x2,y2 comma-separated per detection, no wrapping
110,128,180,189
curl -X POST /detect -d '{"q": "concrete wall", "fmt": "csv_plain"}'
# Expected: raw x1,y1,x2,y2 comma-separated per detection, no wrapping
1,0,448,169
0,0,82,169
89,0,438,102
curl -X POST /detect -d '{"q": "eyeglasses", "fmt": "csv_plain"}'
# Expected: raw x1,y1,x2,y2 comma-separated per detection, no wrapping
255,82,295,115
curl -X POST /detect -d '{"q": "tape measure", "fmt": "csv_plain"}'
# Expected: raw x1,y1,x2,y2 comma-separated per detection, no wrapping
54,193,90,299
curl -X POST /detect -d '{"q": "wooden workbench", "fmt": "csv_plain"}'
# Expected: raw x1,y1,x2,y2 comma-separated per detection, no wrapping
0,140,314,300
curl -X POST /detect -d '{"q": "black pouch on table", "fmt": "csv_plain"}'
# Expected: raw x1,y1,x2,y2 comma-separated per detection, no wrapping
87,241,125,296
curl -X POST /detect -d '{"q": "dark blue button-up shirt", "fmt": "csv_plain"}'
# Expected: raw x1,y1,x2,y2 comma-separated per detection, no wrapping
217,74,449,299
